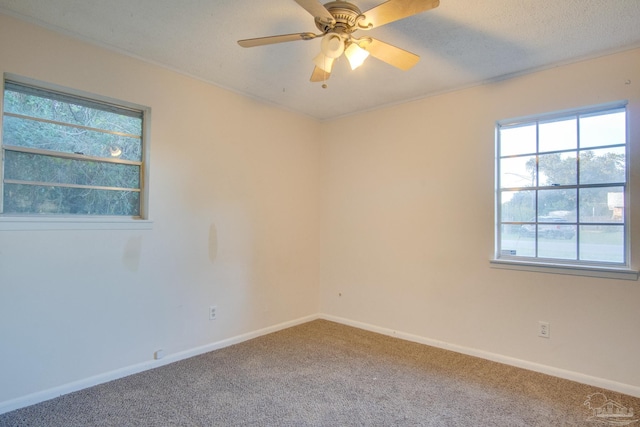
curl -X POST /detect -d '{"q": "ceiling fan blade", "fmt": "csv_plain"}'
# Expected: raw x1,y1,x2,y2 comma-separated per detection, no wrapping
359,0,439,29
294,0,336,25
361,38,420,70
238,32,318,47
310,66,332,82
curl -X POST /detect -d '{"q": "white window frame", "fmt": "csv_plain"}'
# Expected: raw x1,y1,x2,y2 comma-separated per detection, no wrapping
491,102,637,280
0,74,152,230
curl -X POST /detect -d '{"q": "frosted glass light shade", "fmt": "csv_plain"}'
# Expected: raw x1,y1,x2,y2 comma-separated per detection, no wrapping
313,53,335,72
321,33,344,58
345,43,370,70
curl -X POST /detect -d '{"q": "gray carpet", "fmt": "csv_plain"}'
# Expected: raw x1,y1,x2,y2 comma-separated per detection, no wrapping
1,319,638,426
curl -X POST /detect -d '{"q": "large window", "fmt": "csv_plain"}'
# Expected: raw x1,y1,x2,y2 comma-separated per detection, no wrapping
1,78,147,218
496,103,629,268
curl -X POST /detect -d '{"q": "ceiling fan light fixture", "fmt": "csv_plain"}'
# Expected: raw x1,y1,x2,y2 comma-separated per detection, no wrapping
238,0,440,84
313,52,335,72
345,42,370,70
320,33,345,58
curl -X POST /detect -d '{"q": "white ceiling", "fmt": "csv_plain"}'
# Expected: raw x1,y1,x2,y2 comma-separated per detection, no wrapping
1,0,640,120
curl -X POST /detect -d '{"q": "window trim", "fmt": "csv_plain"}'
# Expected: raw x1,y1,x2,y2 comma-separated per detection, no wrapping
0,215,153,231
489,259,638,281
1,74,152,229
492,101,637,280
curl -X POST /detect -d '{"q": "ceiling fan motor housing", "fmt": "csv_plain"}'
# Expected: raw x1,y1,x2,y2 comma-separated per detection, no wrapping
315,1,363,35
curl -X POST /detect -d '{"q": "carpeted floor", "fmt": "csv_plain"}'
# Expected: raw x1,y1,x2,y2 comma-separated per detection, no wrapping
1,319,638,426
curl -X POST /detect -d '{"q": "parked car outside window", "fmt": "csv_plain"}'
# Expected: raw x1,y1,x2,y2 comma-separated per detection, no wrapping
520,216,575,239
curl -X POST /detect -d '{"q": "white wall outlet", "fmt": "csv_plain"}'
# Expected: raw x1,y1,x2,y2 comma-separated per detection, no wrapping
538,321,550,338
154,349,165,360
209,305,217,320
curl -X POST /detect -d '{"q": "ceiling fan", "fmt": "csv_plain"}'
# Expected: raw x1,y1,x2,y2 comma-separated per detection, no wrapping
238,0,440,84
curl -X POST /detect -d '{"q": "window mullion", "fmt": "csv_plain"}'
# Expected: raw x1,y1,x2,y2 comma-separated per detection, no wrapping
534,121,540,258
575,116,581,261
3,112,142,140
4,179,141,193
3,145,142,166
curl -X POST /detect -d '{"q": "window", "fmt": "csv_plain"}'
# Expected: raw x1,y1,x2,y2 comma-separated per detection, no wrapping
1,78,148,219
495,103,630,271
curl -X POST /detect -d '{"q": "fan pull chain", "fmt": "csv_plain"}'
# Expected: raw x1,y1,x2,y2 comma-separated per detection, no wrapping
322,57,329,88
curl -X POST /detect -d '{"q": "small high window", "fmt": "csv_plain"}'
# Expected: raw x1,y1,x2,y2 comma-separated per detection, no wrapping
1,78,147,218
496,103,628,267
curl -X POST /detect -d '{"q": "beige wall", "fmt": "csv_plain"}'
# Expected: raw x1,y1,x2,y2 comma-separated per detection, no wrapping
1,11,640,409
0,14,321,404
320,48,640,391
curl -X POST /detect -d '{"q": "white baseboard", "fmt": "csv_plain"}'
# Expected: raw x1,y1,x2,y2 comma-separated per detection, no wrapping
0,314,319,415
319,313,640,398
4,312,638,416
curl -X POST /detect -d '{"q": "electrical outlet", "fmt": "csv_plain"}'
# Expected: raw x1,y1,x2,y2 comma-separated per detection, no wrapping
538,321,550,338
209,305,217,320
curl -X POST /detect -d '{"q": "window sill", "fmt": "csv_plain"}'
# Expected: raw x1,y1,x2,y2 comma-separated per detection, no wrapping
490,259,638,281
0,216,153,231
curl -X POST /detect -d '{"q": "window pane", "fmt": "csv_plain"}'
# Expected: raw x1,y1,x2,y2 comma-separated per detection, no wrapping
5,151,140,189
500,190,535,222
539,118,576,153
500,124,536,156
3,88,142,136
579,225,624,263
3,183,140,216
580,110,625,148
538,152,576,186
579,147,625,185
3,115,142,161
538,189,576,218
579,186,624,223
500,225,535,257
500,156,536,188
538,227,576,259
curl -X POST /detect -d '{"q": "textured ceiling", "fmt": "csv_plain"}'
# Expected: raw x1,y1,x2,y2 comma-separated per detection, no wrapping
1,0,640,120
